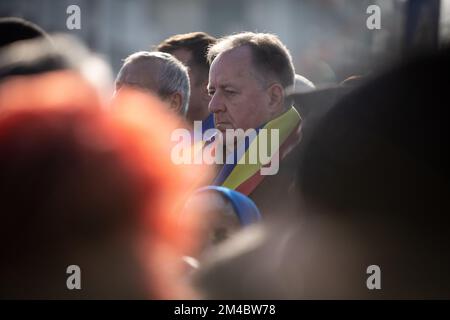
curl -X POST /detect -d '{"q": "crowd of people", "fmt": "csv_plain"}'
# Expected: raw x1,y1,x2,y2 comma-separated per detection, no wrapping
0,16,449,299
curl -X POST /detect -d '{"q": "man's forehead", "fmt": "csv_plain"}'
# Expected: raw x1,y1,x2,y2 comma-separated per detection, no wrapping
117,61,161,92
209,46,254,84
122,60,160,80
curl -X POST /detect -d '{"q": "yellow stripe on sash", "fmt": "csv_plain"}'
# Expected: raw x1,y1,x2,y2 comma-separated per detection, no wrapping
221,106,301,190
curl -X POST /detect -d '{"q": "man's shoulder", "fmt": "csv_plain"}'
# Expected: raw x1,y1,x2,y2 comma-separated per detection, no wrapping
249,144,300,216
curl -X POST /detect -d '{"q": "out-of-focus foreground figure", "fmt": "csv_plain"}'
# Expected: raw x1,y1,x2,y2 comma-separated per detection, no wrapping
0,34,113,103
0,17,51,49
0,68,209,299
181,186,261,265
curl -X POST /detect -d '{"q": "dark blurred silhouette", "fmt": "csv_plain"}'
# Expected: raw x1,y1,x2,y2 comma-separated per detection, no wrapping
292,46,450,299
0,35,77,82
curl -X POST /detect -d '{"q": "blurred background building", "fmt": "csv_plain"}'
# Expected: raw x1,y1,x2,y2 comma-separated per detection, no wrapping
1,0,449,85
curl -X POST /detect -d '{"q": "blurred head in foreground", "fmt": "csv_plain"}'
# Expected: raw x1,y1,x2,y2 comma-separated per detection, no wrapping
0,71,208,299
115,51,190,116
182,186,261,258
0,34,113,102
0,17,50,49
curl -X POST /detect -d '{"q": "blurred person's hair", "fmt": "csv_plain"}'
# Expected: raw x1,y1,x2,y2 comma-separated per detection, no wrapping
207,32,295,107
0,36,73,80
0,73,206,299
0,17,51,49
116,51,190,115
156,32,216,86
0,35,113,99
183,186,261,254
297,54,450,217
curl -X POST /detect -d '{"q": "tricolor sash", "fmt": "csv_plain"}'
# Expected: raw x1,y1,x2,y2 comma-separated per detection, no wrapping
211,106,301,196
202,113,215,134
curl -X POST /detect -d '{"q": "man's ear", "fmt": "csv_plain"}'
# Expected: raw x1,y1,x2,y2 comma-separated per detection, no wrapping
267,83,284,114
169,92,183,114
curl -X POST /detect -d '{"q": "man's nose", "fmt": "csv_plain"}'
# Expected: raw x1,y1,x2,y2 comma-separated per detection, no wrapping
208,93,226,113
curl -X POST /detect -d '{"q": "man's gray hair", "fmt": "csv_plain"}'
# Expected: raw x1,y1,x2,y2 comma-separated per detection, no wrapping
116,51,190,115
207,32,295,91
207,32,295,109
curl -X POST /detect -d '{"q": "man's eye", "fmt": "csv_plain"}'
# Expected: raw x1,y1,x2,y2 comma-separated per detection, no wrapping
225,89,237,95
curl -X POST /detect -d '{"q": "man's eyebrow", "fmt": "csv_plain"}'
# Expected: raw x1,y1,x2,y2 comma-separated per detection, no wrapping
219,83,238,88
207,83,236,91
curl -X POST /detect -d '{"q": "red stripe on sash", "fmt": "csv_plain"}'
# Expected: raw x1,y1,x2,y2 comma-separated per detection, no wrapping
235,121,302,196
